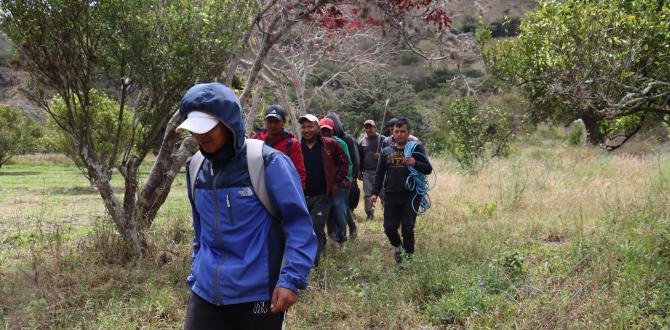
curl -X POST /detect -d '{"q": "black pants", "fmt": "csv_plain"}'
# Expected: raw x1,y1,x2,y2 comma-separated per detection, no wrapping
383,195,421,254
184,291,285,330
305,194,330,265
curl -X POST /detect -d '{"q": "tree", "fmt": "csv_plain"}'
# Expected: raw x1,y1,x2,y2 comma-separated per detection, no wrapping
1,0,254,256
0,105,42,168
481,0,670,148
1,0,451,257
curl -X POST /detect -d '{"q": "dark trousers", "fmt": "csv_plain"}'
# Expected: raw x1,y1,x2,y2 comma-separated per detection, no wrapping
383,195,421,254
184,291,285,330
306,194,330,265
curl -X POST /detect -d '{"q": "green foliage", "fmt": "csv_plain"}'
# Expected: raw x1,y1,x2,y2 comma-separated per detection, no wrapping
314,69,421,138
0,105,42,168
48,90,132,172
428,96,521,173
567,120,586,146
481,0,670,145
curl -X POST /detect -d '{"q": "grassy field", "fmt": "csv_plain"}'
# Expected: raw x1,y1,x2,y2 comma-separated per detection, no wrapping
1,139,669,329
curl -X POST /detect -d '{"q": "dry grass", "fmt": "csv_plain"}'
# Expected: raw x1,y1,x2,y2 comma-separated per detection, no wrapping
1,143,669,329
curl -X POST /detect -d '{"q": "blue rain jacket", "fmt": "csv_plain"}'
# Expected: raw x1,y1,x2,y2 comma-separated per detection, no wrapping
181,83,317,305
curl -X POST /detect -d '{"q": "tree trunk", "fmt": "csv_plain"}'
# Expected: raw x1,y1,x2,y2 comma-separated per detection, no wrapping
581,111,601,145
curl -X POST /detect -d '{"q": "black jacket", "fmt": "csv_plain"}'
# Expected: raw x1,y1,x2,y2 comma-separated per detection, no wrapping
372,143,432,197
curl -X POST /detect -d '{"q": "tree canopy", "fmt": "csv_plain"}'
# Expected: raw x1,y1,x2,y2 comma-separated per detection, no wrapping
481,0,670,148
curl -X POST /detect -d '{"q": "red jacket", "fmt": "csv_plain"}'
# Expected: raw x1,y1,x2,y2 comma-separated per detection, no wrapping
301,136,349,199
251,129,307,189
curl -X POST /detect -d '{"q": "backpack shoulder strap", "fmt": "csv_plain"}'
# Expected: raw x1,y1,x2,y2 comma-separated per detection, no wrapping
188,151,205,200
285,137,292,157
246,138,280,218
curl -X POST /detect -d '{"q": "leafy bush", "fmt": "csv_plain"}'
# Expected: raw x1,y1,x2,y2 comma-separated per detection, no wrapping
427,96,521,173
0,105,42,168
49,89,133,171
567,119,586,146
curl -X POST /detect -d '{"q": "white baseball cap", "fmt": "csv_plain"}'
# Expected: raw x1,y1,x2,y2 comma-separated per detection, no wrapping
298,114,319,124
176,111,219,134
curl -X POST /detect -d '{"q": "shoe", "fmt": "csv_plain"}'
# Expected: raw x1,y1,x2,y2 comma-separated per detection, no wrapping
394,246,402,263
350,228,358,240
337,241,346,252
366,213,374,221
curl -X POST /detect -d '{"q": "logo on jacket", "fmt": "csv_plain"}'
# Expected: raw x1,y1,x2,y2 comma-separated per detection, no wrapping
238,187,254,197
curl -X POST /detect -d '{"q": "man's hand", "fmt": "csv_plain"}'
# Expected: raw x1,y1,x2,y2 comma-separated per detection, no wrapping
370,195,378,208
271,287,297,313
404,156,416,166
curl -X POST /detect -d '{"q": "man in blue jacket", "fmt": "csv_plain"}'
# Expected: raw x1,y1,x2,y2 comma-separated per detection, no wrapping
177,82,317,329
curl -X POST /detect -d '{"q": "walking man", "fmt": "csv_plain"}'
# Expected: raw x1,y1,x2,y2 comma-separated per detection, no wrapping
358,119,384,220
179,83,317,329
299,114,349,264
370,118,432,263
251,105,306,189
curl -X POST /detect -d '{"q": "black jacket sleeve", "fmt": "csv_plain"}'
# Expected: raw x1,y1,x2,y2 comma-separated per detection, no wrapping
372,147,388,196
412,143,432,175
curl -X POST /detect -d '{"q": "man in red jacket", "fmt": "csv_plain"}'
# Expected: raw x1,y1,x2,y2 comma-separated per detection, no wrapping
251,105,307,189
299,114,350,265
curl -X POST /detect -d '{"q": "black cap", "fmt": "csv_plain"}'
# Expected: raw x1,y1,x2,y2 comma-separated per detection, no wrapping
265,105,286,121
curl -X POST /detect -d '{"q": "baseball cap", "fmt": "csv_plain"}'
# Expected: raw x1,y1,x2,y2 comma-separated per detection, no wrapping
298,114,319,124
319,117,335,131
265,105,286,121
363,119,376,127
176,111,219,134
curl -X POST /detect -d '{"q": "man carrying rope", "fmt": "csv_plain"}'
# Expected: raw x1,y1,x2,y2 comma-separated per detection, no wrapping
370,118,432,263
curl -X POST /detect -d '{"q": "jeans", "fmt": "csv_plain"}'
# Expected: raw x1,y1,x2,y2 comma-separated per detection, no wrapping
305,194,330,265
362,170,376,216
328,188,349,243
383,195,421,254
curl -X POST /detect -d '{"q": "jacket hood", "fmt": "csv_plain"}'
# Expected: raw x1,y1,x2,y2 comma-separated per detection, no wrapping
179,83,245,155
326,112,346,138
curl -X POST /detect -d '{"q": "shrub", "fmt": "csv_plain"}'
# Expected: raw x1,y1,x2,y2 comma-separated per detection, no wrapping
0,105,42,168
427,97,521,173
567,119,586,146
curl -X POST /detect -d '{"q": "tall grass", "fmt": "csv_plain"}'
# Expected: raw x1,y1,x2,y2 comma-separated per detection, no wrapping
1,141,669,328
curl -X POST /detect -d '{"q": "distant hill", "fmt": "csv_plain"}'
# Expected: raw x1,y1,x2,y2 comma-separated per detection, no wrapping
0,33,44,123
445,0,536,23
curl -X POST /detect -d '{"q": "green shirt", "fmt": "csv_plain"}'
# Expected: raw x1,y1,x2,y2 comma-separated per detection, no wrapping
333,136,352,179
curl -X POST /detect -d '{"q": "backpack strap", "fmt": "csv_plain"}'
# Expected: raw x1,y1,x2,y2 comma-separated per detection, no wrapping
188,151,205,200
246,139,279,218
285,138,292,157
188,140,279,219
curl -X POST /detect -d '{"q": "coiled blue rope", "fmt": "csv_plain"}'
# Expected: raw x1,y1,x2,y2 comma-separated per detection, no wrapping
404,140,434,215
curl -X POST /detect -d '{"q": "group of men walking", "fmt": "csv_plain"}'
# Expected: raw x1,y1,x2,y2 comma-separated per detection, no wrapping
177,82,432,329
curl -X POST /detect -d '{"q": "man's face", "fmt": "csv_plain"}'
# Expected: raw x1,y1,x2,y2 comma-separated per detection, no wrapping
321,127,334,138
393,124,410,145
192,122,231,154
265,117,284,135
364,124,376,137
300,121,319,141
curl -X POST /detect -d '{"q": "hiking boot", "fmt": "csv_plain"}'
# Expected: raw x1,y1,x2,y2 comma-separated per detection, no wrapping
337,241,346,252
394,246,402,263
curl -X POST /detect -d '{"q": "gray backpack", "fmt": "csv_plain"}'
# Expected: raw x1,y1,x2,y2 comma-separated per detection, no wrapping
187,138,279,218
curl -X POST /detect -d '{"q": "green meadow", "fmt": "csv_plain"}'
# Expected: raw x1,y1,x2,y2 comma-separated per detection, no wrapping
1,139,669,329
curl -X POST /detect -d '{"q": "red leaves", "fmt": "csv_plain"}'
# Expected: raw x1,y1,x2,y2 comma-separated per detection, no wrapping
424,8,452,30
